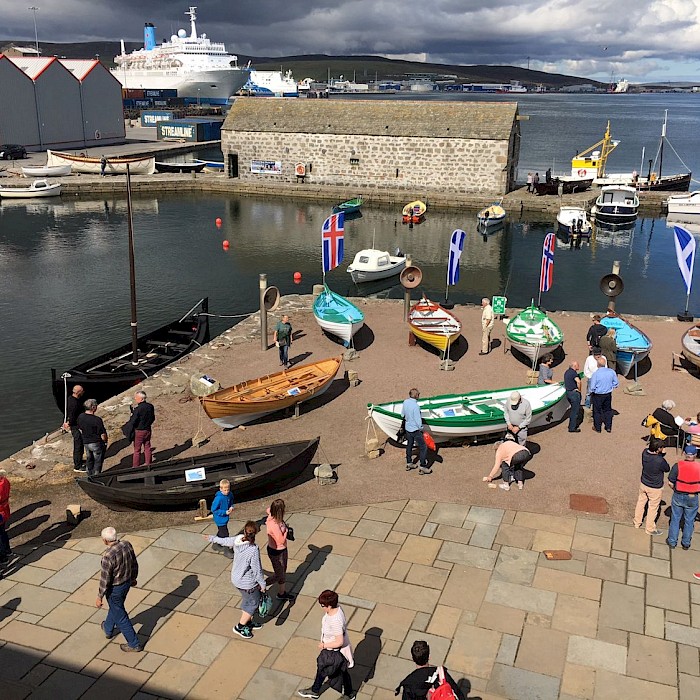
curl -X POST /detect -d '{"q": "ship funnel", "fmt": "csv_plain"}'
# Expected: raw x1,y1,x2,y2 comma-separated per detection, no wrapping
144,23,156,50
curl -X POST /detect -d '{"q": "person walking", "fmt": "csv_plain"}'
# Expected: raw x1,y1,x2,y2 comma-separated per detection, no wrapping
0,469,11,563
77,399,108,476
96,527,141,652
537,354,555,385
100,156,107,177
401,389,430,474
206,520,267,638
395,640,465,700
533,172,540,189
210,479,235,558
589,356,619,433
564,361,582,432
480,297,494,355
274,314,293,369
266,498,294,601
505,391,531,445
63,384,86,473
526,172,533,193
128,391,155,468
666,444,700,550
583,349,605,408
297,589,355,700
634,437,669,536
483,439,532,491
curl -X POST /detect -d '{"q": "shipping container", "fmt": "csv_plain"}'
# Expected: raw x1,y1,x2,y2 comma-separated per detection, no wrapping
122,88,145,99
140,110,175,127
156,119,222,142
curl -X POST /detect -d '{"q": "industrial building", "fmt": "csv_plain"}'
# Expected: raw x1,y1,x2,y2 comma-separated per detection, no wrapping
0,56,124,151
221,98,520,194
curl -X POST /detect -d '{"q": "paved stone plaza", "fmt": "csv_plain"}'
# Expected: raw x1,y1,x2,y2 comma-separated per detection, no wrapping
1,500,699,699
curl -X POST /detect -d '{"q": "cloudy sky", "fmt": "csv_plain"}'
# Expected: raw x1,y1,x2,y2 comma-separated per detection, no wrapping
6,0,700,82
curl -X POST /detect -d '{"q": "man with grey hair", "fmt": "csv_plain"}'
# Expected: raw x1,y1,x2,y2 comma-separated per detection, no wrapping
505,391,531,445
480,297,494,355
77,399,108,476
127,391,155,468
96,527,141,652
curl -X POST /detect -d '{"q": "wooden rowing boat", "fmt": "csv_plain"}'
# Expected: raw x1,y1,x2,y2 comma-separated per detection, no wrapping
681,324,700,371
333,196,363,214
313,285,365,346
369,383,568,443
402,200,426,223
46,150,156,175
408,297,461,353
506,304,564,362
477,203,506,230
200,356,342,428
600,313,652,377
76,438,320,511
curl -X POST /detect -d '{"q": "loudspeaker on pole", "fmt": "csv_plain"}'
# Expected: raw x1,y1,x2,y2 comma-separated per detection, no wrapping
400,266,423,289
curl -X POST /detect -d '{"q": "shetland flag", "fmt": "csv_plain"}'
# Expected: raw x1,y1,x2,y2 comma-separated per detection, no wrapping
447,229,466,286
322,212,345,273
674,225,696,295
539,232,555,293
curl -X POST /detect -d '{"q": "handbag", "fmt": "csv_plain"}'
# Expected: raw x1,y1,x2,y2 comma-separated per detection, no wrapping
258,591,271,617
286,525,295,541
396,418,407,443
121,418,135,443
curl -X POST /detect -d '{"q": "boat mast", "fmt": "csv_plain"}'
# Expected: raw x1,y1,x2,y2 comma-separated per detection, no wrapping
658,109,667,180
126,165,139,364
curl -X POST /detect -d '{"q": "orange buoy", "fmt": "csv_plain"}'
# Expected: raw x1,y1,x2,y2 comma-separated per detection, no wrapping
222,240,230,249
215,217,222,228
293,271,302,283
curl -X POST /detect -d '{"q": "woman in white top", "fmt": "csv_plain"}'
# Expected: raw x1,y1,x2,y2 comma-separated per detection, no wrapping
297,589,354,699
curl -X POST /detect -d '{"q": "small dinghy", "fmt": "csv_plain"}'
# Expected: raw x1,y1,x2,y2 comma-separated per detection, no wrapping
368,383,568,443
477,203,506,230
556,206,592,237
402,200,426,223
76,438,320,511
347,248,406,283
408,297,461,354
313,285,365,346
333,196,363,215
155,161,207,173
506,303,564,362
21,164,72,177
600,313,652,377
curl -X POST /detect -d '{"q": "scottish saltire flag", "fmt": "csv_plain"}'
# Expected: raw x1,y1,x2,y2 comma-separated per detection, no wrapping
447,229,466,286
674,225,696,294
539,232,556,293
322,212,345,273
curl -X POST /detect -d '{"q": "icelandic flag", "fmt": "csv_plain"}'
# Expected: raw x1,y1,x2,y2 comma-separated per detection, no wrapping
322,212,345,273
674,225,696,294
447,229,466,286
539,232,555,293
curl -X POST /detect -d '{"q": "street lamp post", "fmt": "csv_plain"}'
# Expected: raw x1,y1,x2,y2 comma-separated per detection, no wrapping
28,6,40,55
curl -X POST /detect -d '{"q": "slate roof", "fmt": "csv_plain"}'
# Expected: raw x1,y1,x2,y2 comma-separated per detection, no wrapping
223,97,518,140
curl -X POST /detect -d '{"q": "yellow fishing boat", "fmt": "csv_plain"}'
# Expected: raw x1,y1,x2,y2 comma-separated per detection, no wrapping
408,297,461,353
402,200,427,222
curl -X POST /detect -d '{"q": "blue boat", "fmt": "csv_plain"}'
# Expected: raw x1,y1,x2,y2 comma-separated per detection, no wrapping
600,314,652,377
313,285,365,347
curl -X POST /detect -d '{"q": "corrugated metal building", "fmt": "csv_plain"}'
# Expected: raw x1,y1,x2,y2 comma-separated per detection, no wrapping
0,56,125,151
0,55,40,147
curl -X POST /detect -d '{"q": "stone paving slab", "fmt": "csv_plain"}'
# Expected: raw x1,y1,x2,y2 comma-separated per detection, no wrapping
42,553,103,593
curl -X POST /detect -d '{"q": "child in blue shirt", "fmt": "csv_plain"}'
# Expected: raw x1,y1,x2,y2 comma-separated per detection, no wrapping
211,479,234,555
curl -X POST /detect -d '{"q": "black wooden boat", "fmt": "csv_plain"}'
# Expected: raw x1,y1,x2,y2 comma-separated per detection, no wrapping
534,177,593,196
76,437,320,511
155,161,207,174
51,298,210,410
636,172,691,192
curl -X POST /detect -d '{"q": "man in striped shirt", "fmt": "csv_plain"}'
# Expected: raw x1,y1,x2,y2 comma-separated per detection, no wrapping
95,527,141,652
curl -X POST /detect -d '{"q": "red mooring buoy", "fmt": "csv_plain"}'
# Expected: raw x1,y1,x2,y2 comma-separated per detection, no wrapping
293,271,302,283
222,240,230,249
215,217,222,228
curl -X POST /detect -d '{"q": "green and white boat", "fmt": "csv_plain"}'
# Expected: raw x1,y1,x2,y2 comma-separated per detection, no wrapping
313,285,365,347
368,383,568,443
506,304,564,362
333,196,363,215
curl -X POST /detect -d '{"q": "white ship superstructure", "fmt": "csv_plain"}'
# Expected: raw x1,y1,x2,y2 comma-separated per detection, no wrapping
614,79,630,93
111,6,248,102
243,70,298,97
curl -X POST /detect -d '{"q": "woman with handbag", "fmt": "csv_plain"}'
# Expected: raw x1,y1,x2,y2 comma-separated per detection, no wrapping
266,498,295,601
205,520,266,639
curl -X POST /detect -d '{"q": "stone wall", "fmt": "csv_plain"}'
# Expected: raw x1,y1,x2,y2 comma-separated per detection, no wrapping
222,131,516,194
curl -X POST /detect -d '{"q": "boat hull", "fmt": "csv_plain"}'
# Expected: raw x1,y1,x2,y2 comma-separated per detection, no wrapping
21,165,72,177
409,299,462,353
314,316,365,346
600,314,652,377
506,305,564,363
534,178,592,195
593,205,638,222
111,68,249,100
76,438,319,511
509,339,562,362
313,287,365,346
155,161,207,173
681,325,700,370
47,150,156,175
0,183,61,198
667,191,700,216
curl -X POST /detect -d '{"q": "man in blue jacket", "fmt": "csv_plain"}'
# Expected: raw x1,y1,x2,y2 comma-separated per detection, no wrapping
401,388,430,475
211,479,234,558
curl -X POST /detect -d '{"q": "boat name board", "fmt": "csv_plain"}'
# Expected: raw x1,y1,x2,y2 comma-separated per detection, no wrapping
185,467,206,482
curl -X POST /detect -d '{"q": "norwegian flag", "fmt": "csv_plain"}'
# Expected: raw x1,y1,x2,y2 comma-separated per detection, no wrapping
539,232,555,293
322,212,345,273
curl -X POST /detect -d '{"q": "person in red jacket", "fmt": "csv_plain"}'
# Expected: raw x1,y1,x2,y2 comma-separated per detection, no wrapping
667,444,700,550
266,499,294,601
0,469,12,563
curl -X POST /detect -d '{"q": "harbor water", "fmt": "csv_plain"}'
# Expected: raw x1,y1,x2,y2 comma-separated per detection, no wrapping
1,93,699,460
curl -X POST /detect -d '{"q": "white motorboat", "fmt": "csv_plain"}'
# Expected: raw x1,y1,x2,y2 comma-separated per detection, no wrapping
347,249,406,283
667,191,700,217
591,185,639,223
477,203,506,230
0,179,61,198
21,164,72,178
243,70,298,97
556,206,592,237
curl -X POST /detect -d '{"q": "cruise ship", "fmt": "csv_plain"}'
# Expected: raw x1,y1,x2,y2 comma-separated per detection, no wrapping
111,7,249,103
242,70,298,97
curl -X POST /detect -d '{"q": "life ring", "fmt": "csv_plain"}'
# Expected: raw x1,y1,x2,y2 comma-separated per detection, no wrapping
94,130,101,140
577,169,586,177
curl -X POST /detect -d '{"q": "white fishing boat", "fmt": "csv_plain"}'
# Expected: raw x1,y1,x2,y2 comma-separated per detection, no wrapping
667,191,700,217
506,304,564,362
556,206,592,237
21,164,72,178
347,249,406,283
0,179,61,198
591,185,639,223
313,285,365,346
111,7,248,102
46,151,156,175
368,383,568,443
242,70,298,97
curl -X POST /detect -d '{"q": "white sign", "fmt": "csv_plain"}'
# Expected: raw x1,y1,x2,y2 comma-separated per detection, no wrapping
185,467,206,483
251,160,282,175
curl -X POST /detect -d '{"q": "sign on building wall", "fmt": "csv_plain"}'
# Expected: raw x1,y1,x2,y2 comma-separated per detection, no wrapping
251,160,282,175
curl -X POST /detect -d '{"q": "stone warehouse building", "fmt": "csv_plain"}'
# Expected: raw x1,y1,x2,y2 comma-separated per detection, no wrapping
221,98,520,194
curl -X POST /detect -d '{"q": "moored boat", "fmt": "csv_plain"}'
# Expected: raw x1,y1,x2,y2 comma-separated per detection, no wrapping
347,248,406,283
681,325,700,371
46,150,156,175
600,313,652,377
21,164,72,177
368,383,568,443
534,177,593,196
200,357,342,428
313,285,365,346
477,203,506,230
0,179,62,198
51,299,209,410
155,160,207,173
591,185,639,223
556,206,592,237
76,438,320,511
408,297,461,353
667,191,700,217
506,304,564,362
333,196,363,215
402,200,426,223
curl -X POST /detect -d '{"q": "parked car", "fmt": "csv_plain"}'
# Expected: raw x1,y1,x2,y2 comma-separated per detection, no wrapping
0,144,27,160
